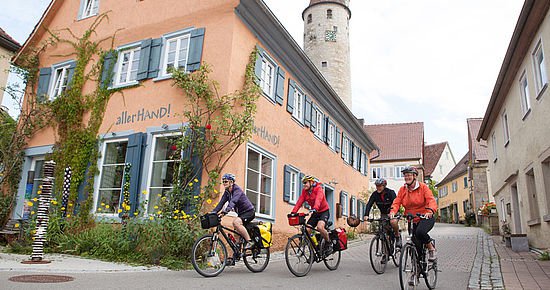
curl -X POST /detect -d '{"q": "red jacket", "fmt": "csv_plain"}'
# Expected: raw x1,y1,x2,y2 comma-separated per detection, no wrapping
390,181,437,220
292,183,329,213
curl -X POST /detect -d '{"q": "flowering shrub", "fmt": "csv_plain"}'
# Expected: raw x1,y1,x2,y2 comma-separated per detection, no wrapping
479,202,496,216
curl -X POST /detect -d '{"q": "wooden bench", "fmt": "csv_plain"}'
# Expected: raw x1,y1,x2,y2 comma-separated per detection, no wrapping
0,219,24,243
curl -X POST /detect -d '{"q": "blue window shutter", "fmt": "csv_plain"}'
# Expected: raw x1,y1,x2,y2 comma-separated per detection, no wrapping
100,50,116,88
37,67,52,102
147,38,163,79
254,46,265,84
275,66,285,105
350,142,355,165
341,136,347,160
137,38,152,81
66,60,77,89
323,117,329,144
304,96,312,127
358,149,363,171
187,27,205,72
123,132,146,216
310,107,317,133
287,80,295,113
335,127,341,153
283,165,291,202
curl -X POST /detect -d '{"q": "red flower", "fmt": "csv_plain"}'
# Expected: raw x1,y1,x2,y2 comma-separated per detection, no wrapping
170,145,177,151
205,124,212,130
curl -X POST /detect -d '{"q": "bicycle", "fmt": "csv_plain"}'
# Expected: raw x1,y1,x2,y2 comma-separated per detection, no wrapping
284,212,342,277
191,213,270,277
368,215,401,274
398,213,438,290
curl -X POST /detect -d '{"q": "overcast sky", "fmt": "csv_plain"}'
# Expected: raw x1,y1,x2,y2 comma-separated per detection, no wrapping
1,0,524,160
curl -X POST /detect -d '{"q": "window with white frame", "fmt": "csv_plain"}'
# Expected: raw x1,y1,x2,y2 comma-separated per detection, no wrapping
502,111,510,145
246,146,274,217
395,166,406,179
533,40,548,94
161,33,190,76
342,137,350,163
519,73,531,117
289,170,299,204
438,186,448,198
351,196,357,216
372,167,381,179
50,65,71,100
327,122,335,149
259,57,276,97
81,0,99,19
491,132,498,161
341,192,348,216
146,134,181,214
292,89,304,121
452,181,458,192
362,153,368,175
314,109,323,138
96,139,128,214
115,47,141,86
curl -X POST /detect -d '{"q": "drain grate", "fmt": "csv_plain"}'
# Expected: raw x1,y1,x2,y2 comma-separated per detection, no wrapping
9,275,74,283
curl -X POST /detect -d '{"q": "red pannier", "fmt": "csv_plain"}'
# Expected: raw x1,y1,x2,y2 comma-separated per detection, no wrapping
330,228,347,251
287,213,306,226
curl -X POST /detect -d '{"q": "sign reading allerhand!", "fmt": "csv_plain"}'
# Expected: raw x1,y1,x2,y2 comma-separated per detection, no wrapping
253,125,280,146
115,104,172,125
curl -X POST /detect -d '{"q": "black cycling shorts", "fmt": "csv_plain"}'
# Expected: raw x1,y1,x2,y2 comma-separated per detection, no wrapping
238,210,255,225
307,210,330,228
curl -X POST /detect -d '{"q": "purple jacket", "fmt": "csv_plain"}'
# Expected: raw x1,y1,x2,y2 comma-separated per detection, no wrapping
212,184,255,214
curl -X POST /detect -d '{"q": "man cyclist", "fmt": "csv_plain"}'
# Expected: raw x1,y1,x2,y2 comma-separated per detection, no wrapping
291,175,332,255
211,173,256,249
364,178,401,248
389,166,438,262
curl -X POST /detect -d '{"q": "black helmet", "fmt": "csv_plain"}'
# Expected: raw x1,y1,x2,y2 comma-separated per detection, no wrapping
401,166,418,175
374,178,387,186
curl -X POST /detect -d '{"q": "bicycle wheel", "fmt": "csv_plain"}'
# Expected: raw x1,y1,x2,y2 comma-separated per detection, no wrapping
399,244,418,290
392,244,400,267
424,260,438,289
323,248,341,270
244,246,270,273
191,234,228,277
369,236,388,274
285,234,314,277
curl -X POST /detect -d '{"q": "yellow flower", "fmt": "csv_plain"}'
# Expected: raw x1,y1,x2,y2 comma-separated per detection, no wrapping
214,189,218,194
157,194,162,197
149,216,154,220
174,209,179,213
118,209,123,213
14,223,19,228
206,199,212,204
61,207,65,211
154,206,159,209
125,205,130,211
161,197,167,200
31,230,36,234
188,182,193,186
105,205,110,209
37,190,42,194
157,211,162,215
173,216,178,219
142,190,148,195
194,178,199,182
32,237,36,240
98,208,102,211
67,214,71,218
69,203,73,207
101,202,105,206
134,212,138,216
33,198,38,202
27,202,33,206
52,200,58,205
31,211,35,215
193,196,199,199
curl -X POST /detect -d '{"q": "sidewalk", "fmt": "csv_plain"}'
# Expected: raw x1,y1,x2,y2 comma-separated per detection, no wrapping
492,236,550,290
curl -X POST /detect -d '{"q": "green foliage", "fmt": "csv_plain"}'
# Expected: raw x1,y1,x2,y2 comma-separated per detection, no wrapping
346,229,356,240
539,251,550,261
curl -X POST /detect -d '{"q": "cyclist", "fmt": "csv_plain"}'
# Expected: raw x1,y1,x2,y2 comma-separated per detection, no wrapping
290,175,332,255
364,178,401,248
211,173,256,249
389,166,438,262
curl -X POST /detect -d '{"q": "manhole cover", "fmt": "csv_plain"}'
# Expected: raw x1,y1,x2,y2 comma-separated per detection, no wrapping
9,275,74,283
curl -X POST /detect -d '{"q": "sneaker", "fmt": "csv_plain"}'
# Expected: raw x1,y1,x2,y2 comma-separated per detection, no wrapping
428,250,437,262
244,240,255,250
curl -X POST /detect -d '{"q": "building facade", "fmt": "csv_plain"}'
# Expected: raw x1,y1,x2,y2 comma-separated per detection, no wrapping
436,153,469,223
424,141,456,184
468,118,492,222
478,0,550,249
11,0,377,245
0,28,21,106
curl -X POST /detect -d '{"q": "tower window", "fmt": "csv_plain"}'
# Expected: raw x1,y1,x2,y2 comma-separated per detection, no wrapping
307,14,312,24
327,9,332,19
321,61,328,68
333,26,338,32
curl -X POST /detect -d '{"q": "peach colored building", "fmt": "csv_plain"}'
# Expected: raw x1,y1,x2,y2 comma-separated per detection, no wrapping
12,0,377,244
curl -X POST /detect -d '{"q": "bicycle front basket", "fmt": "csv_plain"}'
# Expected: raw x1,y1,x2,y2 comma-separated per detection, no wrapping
200,213,220,229
287,213,306,226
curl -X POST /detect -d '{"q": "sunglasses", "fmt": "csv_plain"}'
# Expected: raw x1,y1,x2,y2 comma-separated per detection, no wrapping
302,181,309,185
222,180,230,184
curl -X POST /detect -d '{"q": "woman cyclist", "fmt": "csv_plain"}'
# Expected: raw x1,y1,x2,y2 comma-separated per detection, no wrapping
389,166,438,261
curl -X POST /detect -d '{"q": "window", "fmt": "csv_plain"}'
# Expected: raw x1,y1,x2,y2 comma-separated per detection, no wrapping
22,158,45,219
526,169,540,221
314,109,323,138
361,152,368,175
500,198,506,222
246,146,275,217
502,112,510,145
542,158,550,213
289,171,299,204
307,14,312,24
491,132,498,161
80,0,99,19
327,9,333,19
321,61,327,68
292,89,304,121
372,167,382,179
115,47,141,86
533,40,548,95
50,65,71,100
146,134,181,214
161,33,190,76
463,176,468,188
452,181,458,193
342,137,350,163
519,73,531,117
438,186,448,198
259,57,276,97
351,196,357,216
352,146,359,169
96,139,128,214
341,191,348,216
327,122,335,149
395,166,406,179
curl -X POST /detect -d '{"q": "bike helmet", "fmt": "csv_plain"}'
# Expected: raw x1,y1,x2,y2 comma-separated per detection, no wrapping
301,175,316,183
401,166,418,175
222,173,236,182
347,214,360,227
374,178,387,186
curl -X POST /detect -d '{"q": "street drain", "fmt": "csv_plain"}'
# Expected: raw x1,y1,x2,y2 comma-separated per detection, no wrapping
9,275,74,283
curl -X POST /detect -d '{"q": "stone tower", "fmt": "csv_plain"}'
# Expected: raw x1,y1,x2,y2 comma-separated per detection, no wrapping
303,0,352,109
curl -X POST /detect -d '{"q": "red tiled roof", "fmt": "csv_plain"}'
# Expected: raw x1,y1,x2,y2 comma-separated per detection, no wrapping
364,122,424,162
436,153,469,187
0,27,21,52
467,118,488,162
424,142,448,177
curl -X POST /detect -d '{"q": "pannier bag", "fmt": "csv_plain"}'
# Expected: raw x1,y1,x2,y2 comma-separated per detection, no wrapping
258,222,273,248
200,213,219,229
287,212,306,226
330,228,348,251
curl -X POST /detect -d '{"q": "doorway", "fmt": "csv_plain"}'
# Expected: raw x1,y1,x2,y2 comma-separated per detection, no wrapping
324,185,335,224
511,183,522,233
